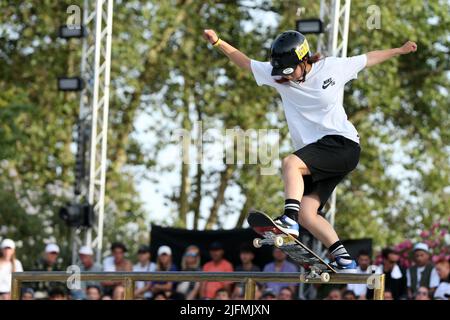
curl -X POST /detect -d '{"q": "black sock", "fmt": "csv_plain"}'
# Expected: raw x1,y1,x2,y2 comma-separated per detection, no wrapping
329,240,352,262
284,199,300,221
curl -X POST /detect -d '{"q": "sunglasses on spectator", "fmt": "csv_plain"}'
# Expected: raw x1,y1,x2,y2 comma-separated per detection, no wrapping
417,291,428,295
184,252,198,257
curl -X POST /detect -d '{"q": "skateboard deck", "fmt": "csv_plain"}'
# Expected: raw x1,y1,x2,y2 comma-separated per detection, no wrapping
247,209,336,282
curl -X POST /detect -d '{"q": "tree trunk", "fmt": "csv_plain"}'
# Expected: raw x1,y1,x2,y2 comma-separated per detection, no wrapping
191,103,203,230
235,165,263,228
179,161,190,227
235,194,251,228
178,81,193,227
205,164,234,229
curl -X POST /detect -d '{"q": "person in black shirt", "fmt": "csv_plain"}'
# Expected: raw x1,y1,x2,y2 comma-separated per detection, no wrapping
235,244,260,272
380,248,407,300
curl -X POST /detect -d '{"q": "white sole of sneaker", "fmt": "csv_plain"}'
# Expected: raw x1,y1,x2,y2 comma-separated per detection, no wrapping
274,225,299,237
335,268,358,274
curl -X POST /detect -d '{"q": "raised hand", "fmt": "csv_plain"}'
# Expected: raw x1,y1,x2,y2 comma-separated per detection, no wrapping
399,41,418,54
203,29,219,45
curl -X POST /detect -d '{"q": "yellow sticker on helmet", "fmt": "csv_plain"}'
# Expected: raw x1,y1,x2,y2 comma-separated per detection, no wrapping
295,40,310,60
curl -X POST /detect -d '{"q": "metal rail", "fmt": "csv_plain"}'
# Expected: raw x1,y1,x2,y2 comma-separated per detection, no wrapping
11,271,385,300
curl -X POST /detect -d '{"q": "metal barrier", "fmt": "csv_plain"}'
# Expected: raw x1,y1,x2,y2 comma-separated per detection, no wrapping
11,271,385,300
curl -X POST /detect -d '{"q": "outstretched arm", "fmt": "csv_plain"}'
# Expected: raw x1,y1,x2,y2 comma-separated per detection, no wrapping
203,29,251,72
366,41,417,67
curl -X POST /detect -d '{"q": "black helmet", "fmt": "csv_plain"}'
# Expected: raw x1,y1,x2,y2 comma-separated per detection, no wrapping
270,30,310,76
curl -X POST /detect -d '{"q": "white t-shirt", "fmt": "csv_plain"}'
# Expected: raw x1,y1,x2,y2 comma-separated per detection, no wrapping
0,260,23,293
102,256,116,271
434,282,450,300
133,262,157,298
250,55,367,149
346,265,380,297
406,266,440,289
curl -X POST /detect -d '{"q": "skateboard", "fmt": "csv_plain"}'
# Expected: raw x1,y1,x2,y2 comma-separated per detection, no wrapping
247,209,336,282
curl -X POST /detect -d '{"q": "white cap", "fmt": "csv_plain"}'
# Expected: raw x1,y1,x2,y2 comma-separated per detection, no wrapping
78,246,94,256
45,243,60,253
413,242,430,253
1,239,16,249
157,245,172,256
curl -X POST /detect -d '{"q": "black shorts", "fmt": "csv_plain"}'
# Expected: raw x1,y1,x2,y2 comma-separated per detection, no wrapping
293,135,361,211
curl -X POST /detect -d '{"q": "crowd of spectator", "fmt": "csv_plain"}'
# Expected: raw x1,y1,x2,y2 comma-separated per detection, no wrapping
0,237,449,300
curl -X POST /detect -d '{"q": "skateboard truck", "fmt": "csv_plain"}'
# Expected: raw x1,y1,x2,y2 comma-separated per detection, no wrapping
299,267,331,283
253,235,286,248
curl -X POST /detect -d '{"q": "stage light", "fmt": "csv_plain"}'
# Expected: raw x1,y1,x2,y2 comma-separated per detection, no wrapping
296,19,324,34
59,203,93,227
58,25,86,38
57,77,84,91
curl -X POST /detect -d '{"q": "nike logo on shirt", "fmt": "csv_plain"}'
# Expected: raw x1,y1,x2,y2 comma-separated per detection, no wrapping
322,78,336,89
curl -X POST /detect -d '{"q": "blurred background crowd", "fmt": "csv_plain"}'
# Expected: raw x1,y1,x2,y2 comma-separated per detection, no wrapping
0,238,449,300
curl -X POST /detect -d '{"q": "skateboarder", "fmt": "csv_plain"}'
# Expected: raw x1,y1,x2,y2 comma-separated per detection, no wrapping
204,29,417,272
